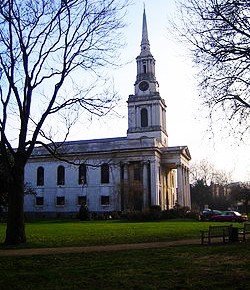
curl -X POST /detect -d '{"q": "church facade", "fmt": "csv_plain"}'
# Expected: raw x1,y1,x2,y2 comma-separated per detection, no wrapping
24,9,191,217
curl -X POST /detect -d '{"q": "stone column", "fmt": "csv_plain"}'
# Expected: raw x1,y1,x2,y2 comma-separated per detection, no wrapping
177,165,191,208
148,105,152,128
124,163,129,182
142,161,149,209
177,163,184,207
150,159,159,206
152,103,156,126
121,162,129,211
184,167,191,208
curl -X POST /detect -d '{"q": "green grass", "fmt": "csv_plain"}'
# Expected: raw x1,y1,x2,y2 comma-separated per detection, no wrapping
0,244,249,290
0,219,245,248
0,219,250,289
0,219,233,248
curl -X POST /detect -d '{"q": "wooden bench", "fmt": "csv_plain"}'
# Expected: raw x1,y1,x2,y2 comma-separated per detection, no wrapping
238,222,250,241
201,225,232,245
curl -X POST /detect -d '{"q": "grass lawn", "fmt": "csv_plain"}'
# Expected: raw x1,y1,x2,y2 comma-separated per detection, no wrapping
0,244,249,290
0,219,241,249
0,220,250,290
0,219,249,289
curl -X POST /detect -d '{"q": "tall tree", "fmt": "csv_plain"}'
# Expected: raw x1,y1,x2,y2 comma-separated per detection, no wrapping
190,159,216,186
0,146,9,208
175,0,250,139
190,179,212,211
0,0,129,245
190,159,232,210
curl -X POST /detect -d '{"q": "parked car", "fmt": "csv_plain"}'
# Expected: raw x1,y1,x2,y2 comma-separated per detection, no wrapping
211,211,248,222
199,209,222,221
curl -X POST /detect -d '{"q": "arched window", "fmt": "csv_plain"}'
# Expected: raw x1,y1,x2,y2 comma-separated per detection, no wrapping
36,166,44,186
141,108,148,127
79,164,87,184
57,165,65,185
101,163,109,184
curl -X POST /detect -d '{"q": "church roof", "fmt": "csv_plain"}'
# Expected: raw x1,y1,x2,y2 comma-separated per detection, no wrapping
162,146,191,161
30,136,163,158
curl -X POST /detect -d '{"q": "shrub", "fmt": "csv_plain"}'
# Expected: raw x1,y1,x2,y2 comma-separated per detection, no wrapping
78,205,90,221
124,207,162,222
162,206,198,220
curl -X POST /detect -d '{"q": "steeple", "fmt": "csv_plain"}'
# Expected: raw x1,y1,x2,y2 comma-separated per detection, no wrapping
134,8,158,94
141,8,150,55
127,7,168,146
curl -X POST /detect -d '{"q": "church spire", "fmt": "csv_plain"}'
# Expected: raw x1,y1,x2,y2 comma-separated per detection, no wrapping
127,7,168,145
141,7,150,54
135,7,156,87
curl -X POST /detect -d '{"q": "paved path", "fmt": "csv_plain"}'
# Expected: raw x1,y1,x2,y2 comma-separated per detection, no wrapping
0,239,200,257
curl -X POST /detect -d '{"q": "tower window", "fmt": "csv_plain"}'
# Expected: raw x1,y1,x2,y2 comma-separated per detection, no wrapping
141,108,148,127
143,64,147,73
101,163,109,184
37,166,44,186
57,165,65,185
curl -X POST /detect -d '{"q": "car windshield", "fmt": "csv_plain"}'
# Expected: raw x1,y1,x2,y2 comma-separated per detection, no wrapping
213,210,221,214
222,211,241,216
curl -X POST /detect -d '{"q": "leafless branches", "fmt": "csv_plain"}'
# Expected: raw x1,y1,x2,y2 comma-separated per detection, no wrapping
175,0,250,140
0,0,129,161
190,159,232,186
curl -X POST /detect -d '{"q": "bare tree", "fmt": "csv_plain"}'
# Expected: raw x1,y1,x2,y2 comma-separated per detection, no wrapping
175,0,250,139
0,0,129,245
0,148,9,208
190,159,216,186
190,159,233,209
190,159,232,185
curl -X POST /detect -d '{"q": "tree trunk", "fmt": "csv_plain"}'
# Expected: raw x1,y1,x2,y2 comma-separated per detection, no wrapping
5,163,26,245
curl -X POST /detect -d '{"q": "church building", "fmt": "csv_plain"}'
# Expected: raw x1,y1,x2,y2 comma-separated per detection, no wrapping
24,9,191,217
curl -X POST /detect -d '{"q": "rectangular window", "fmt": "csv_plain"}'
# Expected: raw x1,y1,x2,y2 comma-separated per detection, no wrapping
35,197,44,206
57,166,65,185
79,164,87,185
101,163,109,184
56,196,65,206
78,196,87,206
101,196,110,206
37,167,44,186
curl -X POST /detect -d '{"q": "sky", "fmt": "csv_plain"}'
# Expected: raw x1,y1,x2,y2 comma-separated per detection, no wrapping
67,0,250,182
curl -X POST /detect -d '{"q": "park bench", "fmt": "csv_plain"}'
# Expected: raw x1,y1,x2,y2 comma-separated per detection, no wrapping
238,222,250,241
200,225,232,245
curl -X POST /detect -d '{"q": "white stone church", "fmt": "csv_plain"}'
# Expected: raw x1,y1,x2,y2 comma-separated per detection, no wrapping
24,9,191,217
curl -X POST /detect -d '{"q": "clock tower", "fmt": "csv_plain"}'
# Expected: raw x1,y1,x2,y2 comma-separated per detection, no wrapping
127,8,168,146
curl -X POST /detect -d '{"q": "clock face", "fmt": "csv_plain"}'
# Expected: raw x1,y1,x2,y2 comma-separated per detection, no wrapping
139,81,149,91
